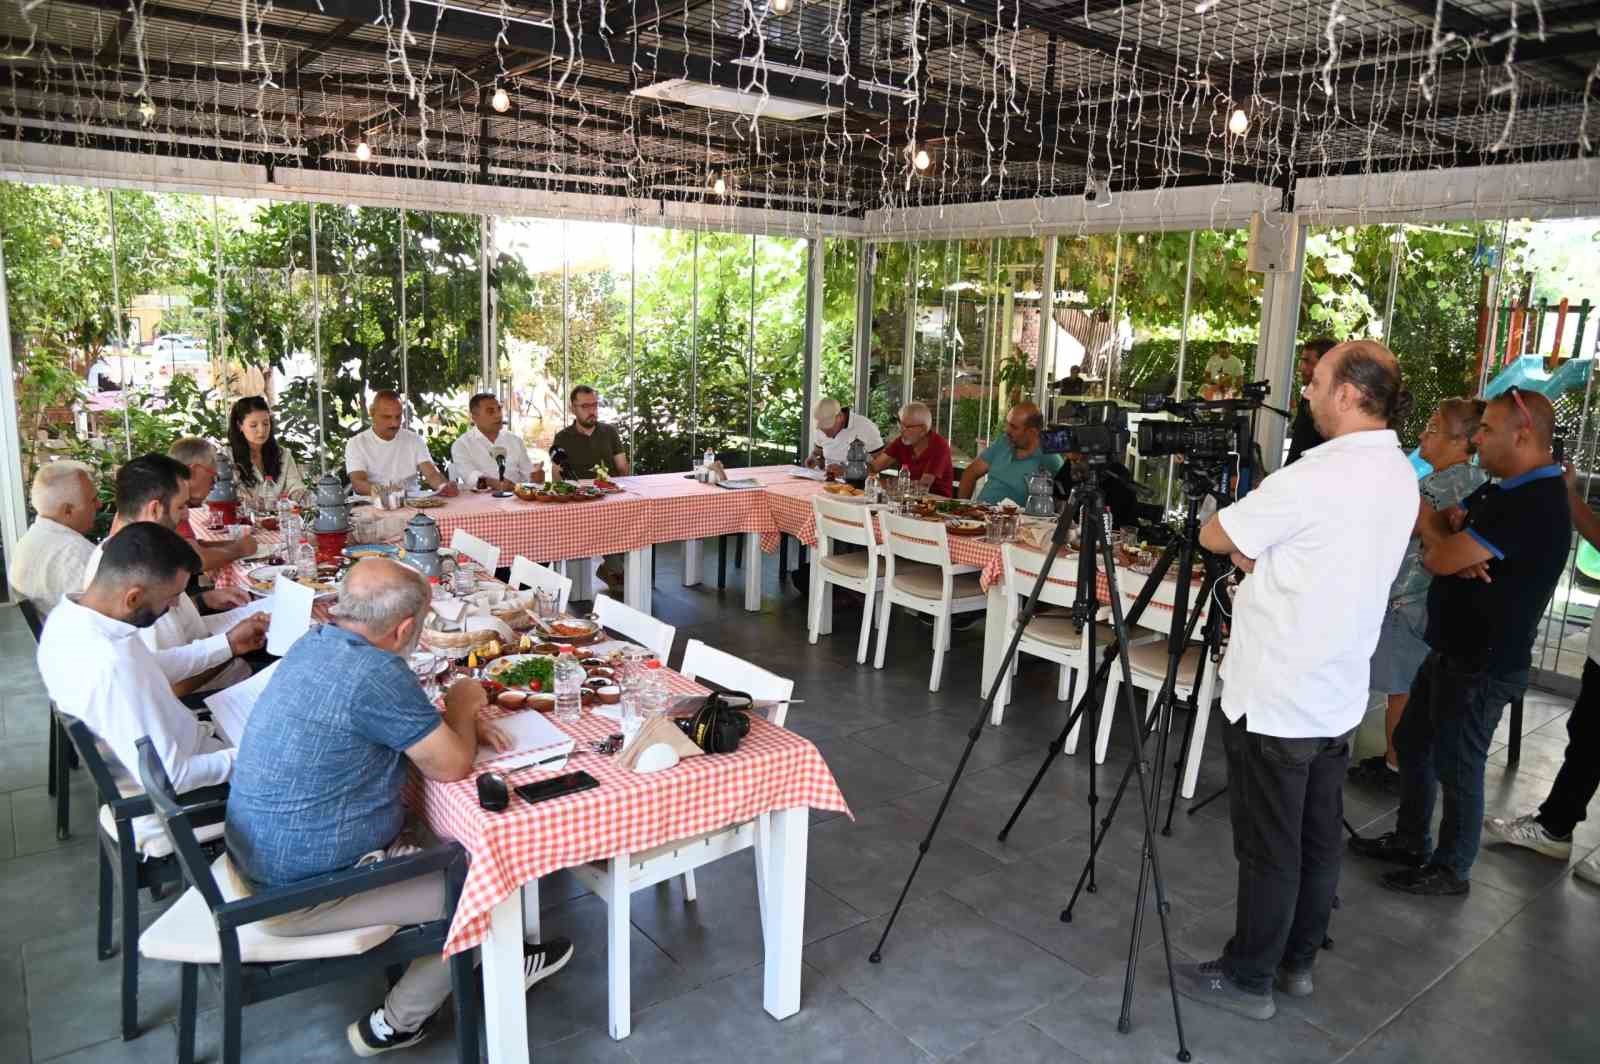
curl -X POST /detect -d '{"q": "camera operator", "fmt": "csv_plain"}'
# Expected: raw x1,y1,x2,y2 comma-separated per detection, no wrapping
1177,341,1418,1020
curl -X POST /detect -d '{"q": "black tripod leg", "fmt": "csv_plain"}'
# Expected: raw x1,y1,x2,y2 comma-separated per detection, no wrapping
1186,784,1227,817
1162,697,1199,836
997,683,1089,844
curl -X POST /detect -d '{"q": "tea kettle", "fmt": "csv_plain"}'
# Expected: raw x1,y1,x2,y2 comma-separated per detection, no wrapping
1024,469,1058,518
401,511,444,579
843,438,869,486
205,447,240,526
310,473,350,533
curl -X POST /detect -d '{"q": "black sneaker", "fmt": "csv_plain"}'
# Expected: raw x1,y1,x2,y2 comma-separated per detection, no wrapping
523,937,574,990
1347,830,1427,867
1347,755,1400,789
1381,864,1470,896
1172,958,1276,1020
347,1008,431,1057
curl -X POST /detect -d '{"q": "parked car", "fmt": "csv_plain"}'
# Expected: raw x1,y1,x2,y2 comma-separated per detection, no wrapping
144,333,212,390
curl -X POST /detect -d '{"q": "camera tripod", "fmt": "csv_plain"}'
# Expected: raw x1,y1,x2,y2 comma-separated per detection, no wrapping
869,462,1214,1061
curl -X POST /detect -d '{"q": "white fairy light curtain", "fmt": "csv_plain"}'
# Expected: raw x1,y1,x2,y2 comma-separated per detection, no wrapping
0,0,1593,236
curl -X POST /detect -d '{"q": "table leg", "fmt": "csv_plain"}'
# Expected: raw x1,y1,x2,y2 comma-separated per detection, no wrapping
762,806,808,1021
521,880,540,943
682,540,703,587
624,546,653,615
813,549,833,636
980,584,1007,707
743,531,763,612
605,854,632,1040
481,890,531,1064
569,558,596,602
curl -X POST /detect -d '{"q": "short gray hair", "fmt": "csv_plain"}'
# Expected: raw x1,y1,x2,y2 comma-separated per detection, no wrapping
169,437,217,469
332,562,431,630
897,401,932,427
30,460,94,514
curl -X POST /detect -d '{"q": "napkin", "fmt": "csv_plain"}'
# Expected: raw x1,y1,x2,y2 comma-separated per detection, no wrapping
431,597,468,625
617,715,702,771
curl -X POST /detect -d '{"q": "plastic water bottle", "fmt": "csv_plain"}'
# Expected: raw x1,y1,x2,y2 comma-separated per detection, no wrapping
701,447,716,482
553,648,585,725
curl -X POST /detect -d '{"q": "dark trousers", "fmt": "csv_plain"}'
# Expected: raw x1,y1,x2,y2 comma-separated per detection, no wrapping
1220,715,1352,994
1394,651,1526,880
1537,658,1600,838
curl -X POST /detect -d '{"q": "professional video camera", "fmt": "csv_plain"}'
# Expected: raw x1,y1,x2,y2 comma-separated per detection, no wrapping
1039,399,1130,461
1135,380,1270,467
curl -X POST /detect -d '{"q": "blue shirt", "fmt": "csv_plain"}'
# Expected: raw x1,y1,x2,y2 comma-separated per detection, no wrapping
226,625,441,887
976,438,1064,506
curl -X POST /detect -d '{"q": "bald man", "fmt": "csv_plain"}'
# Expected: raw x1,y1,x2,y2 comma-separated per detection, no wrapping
226,557,572,1054
346,390,458,498
1355,385,1570,896
958,401,1063,506
1186,341,1419,1019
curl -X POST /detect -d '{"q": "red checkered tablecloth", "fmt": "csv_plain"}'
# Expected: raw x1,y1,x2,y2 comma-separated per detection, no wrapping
623,469,793,553
419,666,851,955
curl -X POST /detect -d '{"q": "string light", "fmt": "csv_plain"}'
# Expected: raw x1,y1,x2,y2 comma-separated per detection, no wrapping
136,98,156,123
769,0,794,14
913,147,931,172
491,87,510,113
713,174,727,196
355,140,372,162
1228,109,1250,136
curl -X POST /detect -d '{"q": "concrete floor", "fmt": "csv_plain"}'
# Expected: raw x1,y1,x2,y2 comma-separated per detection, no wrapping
1,543,1597,1063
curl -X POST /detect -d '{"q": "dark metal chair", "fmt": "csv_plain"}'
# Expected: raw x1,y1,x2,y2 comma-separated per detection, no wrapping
17,599,75,841
59,714,228,1040
132,737,478,1064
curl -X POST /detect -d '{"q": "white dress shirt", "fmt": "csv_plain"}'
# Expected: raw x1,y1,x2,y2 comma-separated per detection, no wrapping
450,426,534,486
816,410,885,466
345,427,435,487
39,595,235,792
1217,429,1419,738
7,516,95,615
83,545,239,686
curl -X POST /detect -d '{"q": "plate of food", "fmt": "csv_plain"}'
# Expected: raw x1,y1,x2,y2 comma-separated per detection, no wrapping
539,617,601,642
246,564,337,596
822,483,864,497
408,496,448,509
591,465,624,493
483,654,557,692
945,517,986,536
342,543,400,561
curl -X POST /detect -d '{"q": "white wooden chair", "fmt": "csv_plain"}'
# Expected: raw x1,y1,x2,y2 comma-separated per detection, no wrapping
568,640,794,1039
448,529,500,574
808,494,885,663
995,542,1159,733
592,594,675,662
507,555,572,613
1093,633,1223,799
874,512,987,691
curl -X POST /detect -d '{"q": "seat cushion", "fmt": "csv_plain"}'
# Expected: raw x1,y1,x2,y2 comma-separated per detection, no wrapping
139,855,399,965
820,552,873,579
892,563,983,600
99,806,226,859
1022,616,1158,652
1126,641,1209,684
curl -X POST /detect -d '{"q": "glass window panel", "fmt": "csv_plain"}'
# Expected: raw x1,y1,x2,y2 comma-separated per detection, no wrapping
562,220,636,466
494,218,568,454
866,241,912,427
986,237,1045,460
753,235,808,465
820,239,859,403
1051,232,1123,406
629,227,697,472
695,231,756,469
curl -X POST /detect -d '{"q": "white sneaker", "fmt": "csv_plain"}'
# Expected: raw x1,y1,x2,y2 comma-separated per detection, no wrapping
1575,851,1600,887
1482,813,1573,860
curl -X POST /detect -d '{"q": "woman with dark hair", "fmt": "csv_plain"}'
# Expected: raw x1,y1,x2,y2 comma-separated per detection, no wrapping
229,395,305,499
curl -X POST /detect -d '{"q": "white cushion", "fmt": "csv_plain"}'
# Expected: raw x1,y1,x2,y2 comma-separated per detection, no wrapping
1126,641,1208,685
820,552,873,578
98,806,226,859
140,856,399,965
1022,616,1159,652
892,563,982,600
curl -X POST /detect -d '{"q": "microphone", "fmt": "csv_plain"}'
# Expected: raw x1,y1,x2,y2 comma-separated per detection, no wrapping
492,446,507,483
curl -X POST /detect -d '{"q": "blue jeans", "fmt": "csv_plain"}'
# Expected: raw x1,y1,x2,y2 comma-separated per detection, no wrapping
1393,652,1527,880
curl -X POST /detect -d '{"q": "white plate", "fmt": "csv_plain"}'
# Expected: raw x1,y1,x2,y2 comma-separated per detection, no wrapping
405,488,436,501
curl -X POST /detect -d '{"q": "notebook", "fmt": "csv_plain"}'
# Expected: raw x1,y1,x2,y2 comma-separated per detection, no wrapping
477,710,575,773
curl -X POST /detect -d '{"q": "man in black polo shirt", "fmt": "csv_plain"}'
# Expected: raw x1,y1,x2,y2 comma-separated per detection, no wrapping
1285,337,1338,465
1351,388,1569,895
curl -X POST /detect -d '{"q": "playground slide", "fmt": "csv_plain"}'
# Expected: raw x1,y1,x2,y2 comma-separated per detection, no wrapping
1408,355,1593,477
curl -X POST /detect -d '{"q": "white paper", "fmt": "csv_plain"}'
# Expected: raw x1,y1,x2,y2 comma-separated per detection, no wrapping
431,597,467,625
202,598,273,637
789,465,826,481
266,575,315,657
477,711,575,772
205,661,281,746
715,478,761,490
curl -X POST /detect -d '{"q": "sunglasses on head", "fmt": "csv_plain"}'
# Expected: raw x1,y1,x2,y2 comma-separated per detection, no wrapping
1507,386,1533,431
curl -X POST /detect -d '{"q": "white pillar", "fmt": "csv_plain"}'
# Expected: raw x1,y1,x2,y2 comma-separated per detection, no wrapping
0,231,28,569
1253,220,1308,473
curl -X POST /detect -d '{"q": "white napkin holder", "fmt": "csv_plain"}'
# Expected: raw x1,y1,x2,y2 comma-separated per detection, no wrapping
632,743,681,774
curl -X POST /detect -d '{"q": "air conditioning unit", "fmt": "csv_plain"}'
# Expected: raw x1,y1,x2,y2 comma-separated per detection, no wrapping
631,78,843,121
1247,210,1298,273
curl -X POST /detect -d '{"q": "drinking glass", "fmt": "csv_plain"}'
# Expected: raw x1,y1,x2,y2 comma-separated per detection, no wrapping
409,651,442,702
534,587,559,621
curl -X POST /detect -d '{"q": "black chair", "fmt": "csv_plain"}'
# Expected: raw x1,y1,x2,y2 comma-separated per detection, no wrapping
17,599,75,841
132,737,478,1064
60,714,228,1040
1507,696,1524,767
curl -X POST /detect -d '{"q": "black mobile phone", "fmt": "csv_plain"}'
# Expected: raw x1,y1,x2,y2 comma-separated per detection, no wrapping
514,770,600,806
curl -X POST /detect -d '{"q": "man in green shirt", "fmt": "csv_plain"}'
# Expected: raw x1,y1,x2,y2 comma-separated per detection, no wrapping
958,402,1064,506
550,385,632,480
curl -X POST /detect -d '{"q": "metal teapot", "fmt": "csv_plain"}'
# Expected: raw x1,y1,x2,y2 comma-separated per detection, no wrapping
311,473,350,533
205,446,240,527
843,437,870,486
401,511,444,579
1024,469,1058,518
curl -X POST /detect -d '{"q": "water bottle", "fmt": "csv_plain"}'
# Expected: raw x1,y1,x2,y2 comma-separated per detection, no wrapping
701,447,715,482
553,648,585,725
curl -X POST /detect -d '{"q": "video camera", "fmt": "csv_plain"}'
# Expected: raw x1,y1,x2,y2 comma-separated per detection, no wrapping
1135,380,1269,466
1039,400,1130,460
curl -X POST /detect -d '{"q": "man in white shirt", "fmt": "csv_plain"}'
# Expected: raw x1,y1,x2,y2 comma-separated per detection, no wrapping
41,521,252,793
83,454,267,694
1179,341,1418,1020
346,390,459,497
806,397,884,474
169,437,260,574
450,393,535,491
8,460,99,616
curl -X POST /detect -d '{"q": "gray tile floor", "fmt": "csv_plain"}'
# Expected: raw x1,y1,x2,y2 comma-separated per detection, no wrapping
2,545,1597,1063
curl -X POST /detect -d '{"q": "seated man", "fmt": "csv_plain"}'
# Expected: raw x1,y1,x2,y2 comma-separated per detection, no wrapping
169,436,260,572
806,397,883,476
347,390,460,498
39,522,260,793
870,401,954,496
451,392,535,491
551,385,632,588
958,402,1064,506
84,455,263,693
225,558,573,1055
8,460,99,616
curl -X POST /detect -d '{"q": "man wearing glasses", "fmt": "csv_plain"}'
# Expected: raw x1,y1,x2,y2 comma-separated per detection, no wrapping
1352,386,1570,896
869,401,955,496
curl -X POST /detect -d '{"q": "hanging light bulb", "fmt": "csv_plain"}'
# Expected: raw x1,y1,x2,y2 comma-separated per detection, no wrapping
770,0,794,13
713,174,727,197
1228,108,1250,136
355,140,372,162
913,147,932,172
137,97,156,123
491,86,510,113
